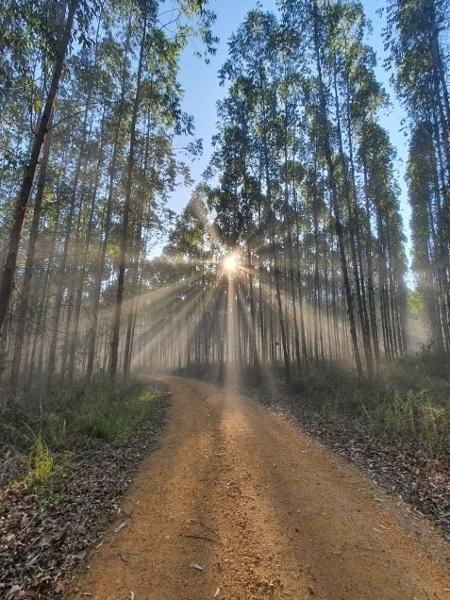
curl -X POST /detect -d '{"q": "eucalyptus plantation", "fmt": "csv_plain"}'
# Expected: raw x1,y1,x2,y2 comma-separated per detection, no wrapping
385,0,450,351
1,0,449,395
144,1,408,377
0,0,216,395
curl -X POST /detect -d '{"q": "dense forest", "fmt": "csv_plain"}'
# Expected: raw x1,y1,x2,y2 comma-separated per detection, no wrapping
1,2,450,597
0,0,449,394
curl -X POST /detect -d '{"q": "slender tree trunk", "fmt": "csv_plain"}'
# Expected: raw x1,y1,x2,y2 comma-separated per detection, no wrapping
110,10,148,381
0,0,78,337
9,119,53,393
312,0,363,376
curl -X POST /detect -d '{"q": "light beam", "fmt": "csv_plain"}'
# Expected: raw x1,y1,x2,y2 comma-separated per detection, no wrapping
222,252,240,277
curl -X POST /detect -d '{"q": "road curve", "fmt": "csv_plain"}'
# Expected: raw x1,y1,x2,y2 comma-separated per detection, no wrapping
69,376,450,600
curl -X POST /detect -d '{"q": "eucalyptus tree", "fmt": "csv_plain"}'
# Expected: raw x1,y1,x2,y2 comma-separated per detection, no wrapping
407,121,446,346
109,0,216,381
0,0,217,395
163,188,220,368
385,0,450,350
0,0,100,338
0,0,417,391
208,73,264,371
215,10,294,377
278,0,408,373
100,0,407,379
358,120,407,357
190,1,408,378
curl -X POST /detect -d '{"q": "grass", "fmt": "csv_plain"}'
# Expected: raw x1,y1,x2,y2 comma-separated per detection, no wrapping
71,381,161,442
360,390,449,449
286,350,450,453
0,379,163,488
29,434,54,482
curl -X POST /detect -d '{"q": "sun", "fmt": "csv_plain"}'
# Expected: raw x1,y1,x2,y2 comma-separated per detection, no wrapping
222,252,239,276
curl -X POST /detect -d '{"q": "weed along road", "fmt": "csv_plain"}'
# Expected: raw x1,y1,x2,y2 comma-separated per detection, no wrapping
70,377,450,600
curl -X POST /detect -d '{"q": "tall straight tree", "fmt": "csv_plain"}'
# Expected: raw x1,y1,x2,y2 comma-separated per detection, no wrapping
0,0,89,336
385,0,450,350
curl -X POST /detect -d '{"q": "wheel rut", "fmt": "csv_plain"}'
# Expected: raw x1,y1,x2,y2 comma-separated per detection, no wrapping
69,376,450,600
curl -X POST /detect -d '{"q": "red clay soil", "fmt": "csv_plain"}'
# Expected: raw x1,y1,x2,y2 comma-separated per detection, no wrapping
68,377,450,600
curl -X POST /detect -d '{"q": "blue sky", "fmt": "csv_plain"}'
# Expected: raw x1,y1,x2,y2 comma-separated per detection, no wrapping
171,0,411,262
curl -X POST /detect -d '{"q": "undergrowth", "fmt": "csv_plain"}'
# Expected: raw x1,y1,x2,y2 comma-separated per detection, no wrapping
29,434,54,482
0,379,162,489
285,350,450,453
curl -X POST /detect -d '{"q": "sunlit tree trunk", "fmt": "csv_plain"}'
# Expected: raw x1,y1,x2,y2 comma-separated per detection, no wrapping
312,0,362,376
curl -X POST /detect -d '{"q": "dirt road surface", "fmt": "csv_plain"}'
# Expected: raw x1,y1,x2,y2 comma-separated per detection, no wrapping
69,377,450,600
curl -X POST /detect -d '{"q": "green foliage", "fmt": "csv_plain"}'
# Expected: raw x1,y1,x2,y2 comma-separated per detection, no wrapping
0,380,163,487
385,0,450,352
361,390,449,450
292,351,450,452
407,288,424,320
29,435,54,482
0,0,217,389
72,382,160,442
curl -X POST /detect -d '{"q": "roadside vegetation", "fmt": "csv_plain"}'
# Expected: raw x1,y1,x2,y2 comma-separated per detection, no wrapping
243,349,449,538
0,379,164,490
288,350,450,453
0,379,168,598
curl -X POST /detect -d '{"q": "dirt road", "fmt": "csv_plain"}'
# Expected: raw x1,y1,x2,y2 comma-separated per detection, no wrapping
70,377,450,600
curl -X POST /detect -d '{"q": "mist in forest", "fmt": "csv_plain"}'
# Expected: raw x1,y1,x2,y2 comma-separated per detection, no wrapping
0,0,448,395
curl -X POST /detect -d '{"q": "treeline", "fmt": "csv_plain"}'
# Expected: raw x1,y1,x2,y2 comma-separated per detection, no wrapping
142,1,406,378
1,0,449,395
0,0,215,397
385,0,450,353
145,0,450,379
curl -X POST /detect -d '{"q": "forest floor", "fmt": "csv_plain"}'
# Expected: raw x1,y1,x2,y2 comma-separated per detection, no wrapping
69,376,450,600
0,382,169,599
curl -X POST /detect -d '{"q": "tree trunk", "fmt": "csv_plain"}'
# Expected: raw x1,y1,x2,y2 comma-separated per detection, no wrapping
9,119,53,393
312,0,363,376
0,0,78,337
110,10,148,381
